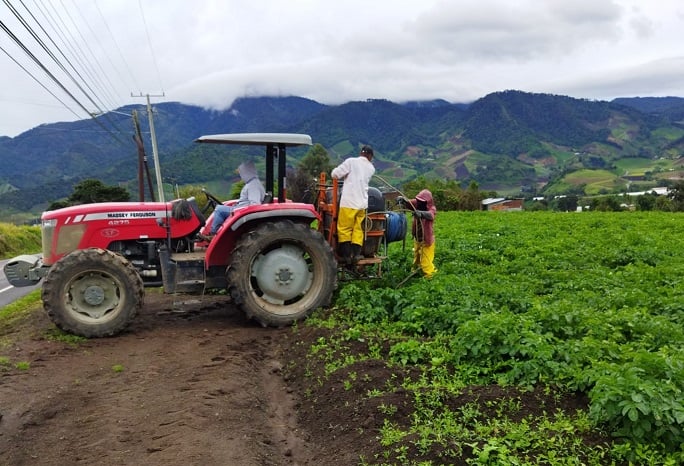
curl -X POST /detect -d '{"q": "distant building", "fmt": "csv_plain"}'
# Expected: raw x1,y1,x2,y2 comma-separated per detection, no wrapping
482,198,524,211
624,187,669,196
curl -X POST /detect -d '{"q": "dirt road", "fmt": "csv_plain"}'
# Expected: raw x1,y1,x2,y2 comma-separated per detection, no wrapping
0,292,325,466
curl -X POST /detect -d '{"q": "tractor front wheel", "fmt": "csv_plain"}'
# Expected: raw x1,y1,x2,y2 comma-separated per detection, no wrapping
42,248,144,338
227,220,337,327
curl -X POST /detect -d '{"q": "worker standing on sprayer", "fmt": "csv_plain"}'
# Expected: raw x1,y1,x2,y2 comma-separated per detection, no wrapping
331,145,375,266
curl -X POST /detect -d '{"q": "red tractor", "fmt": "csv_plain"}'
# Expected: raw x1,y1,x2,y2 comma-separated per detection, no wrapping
4,133,345,337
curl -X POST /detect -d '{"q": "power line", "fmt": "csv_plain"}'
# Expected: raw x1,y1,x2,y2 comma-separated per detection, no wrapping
137,0,164,94
36,0,127,133
54,0,120,109
3,0,105,114
1,0,164,147
69,0,130,104
1,0,131,144
0,42,81,119
94,0,139,93
31,0,118,111
1,18,125,145
0,16,91,116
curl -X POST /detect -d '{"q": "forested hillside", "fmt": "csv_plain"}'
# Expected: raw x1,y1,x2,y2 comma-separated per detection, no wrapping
1,91,683,218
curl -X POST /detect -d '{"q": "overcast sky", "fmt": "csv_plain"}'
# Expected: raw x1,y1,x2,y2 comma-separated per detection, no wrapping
1,0,683,137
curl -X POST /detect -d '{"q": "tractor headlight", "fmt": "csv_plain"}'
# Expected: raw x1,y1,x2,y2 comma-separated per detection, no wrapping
55,223,87,256
41,219,57,262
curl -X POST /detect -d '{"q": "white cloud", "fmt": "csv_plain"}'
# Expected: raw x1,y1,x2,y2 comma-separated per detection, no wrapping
0,0,683,137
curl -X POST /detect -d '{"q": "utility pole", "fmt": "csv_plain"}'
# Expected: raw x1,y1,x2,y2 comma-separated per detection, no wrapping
131,110,156,202
132,92,165,202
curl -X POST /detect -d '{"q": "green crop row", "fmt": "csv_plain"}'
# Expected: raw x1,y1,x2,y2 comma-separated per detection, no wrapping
329,211,684,461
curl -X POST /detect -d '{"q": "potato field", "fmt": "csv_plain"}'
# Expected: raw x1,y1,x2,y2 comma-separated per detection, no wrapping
300,210,684,464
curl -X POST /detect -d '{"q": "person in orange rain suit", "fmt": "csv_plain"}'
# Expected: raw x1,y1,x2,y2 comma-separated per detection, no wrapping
398,189,437,278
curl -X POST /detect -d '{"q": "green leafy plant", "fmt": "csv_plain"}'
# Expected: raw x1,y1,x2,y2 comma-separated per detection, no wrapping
306,211,684,463
0,356,11,371
45,329,88,346
15,361,30,370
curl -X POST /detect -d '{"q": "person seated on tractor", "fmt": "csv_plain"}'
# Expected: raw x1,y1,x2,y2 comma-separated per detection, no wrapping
199,160,265,241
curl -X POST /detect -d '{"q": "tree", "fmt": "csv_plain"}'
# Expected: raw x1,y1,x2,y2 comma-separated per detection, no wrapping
635,193,656,211
69,179,130,204
229,181,244,200
287,144,332,203
654,195,674,212
299,144,332,179
667,181,684,211
400,177,487,211
462,181,483,211
177,184,212,212
590,195,623,212
554,195,578,212
49,179,131,210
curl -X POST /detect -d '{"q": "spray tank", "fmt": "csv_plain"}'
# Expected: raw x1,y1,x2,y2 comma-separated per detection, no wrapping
362,187,406,257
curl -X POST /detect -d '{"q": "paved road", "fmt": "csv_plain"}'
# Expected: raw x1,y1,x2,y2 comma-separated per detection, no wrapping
0,259,41,308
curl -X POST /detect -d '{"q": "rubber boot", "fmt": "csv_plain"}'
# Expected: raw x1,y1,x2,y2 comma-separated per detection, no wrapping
337,242,351,265
350,243,363,265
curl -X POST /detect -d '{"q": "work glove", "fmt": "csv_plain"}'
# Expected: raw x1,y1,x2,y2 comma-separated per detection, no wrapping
396,196,406,206
414,210,432,219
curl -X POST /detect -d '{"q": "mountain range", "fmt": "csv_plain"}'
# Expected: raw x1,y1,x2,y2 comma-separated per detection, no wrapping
1,90,683,218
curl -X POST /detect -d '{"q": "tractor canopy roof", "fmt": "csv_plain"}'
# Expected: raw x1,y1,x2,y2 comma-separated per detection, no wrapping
194,133,313,203
194,133,312,147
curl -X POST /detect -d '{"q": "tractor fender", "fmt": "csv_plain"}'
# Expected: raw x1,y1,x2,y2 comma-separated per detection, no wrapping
204,208,319,268
229,208,318,231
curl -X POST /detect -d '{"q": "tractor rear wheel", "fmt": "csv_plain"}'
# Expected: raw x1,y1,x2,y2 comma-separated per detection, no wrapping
42,248,144,338
227,220,337,327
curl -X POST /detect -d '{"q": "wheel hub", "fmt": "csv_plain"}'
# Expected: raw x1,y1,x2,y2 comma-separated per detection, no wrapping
275,268,293,284
252,245,312,303
67,272,120,320
83,285,106,306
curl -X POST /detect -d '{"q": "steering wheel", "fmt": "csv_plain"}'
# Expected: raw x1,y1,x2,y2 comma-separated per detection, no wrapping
201,188,223,215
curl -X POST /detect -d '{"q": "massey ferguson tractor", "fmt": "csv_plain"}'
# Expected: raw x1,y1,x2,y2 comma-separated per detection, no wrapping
4,133,405,338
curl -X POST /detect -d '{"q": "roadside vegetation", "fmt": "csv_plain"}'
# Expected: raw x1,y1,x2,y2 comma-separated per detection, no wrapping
0,222,40,259
0,289,41,366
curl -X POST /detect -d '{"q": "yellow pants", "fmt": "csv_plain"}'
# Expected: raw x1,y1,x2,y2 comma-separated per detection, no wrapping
337,207,366,245
413,240,437,278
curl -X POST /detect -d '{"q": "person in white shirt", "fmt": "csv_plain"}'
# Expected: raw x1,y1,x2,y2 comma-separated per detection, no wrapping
331,145,375,266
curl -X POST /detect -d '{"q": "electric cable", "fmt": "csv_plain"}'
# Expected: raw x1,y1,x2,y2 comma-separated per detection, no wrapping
5,0,108,116
0,17,92,116
35,0,119,110
137,0,164,94
0,42,81,119
93,0,139,92
1,2,131,144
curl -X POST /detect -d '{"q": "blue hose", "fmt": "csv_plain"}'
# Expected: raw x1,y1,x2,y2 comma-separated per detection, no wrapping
385,212,407,243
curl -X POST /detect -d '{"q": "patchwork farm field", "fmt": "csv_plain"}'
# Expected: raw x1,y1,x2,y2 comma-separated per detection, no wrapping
562,169,624,194
297,210,684,464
